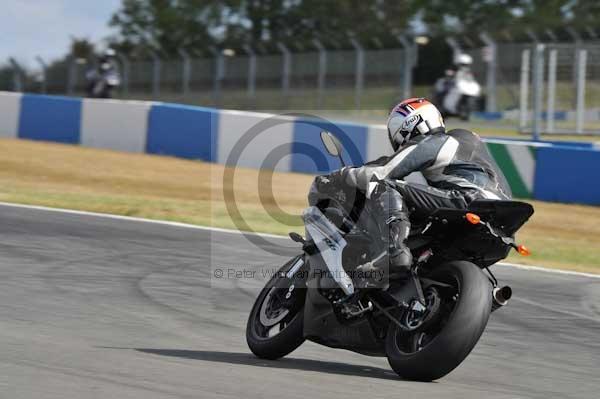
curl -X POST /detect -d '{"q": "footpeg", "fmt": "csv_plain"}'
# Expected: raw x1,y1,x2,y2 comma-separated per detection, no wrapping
341,301,373,318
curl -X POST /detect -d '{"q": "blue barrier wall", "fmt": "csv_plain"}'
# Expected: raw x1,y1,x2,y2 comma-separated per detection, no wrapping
474,110,567,121
18,94,81,144
291,117,368,174
2,91,600,206
534,146,600,205
146,103,218,161
486,136,594,148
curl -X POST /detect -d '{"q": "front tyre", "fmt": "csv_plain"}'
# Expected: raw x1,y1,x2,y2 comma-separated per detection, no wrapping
246,255,306,360
458,96,472,121
385,261,492,381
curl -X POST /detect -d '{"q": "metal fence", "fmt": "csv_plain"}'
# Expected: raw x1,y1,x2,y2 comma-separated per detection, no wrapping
453,38,600,114
2,43,418,110
519,43,600,136
4,35,600,124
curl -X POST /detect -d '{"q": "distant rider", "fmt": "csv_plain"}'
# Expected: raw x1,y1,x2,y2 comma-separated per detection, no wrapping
86,49,120,98
433,68,455,106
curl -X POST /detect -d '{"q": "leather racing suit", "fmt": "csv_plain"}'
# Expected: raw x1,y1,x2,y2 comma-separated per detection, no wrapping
341,128,512,270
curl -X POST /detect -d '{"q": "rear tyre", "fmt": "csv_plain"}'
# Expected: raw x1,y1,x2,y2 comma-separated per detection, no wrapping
246,255,306,360
385,261,492,381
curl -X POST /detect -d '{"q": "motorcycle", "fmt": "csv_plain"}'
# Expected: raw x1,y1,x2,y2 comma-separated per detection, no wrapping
246,131,533,381
435,68,482,121
86,63,121,99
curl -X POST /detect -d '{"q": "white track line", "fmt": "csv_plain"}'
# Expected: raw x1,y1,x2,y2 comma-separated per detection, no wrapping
496,262,600,279
1,201,598,279
0,202,287,239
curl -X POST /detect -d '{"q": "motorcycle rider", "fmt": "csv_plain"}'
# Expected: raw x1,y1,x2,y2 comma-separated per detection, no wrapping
325,98,511,275
434,53,480,119
433,68,455,107
86,49,120,98
455,53,473,70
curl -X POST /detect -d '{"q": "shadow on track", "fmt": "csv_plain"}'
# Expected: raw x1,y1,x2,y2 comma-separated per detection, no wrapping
128,348,416,381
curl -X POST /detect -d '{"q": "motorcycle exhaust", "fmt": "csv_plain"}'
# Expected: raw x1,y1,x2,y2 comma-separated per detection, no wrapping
491,285,512,312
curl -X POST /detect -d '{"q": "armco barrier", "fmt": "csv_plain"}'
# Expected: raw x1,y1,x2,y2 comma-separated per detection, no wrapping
0,91,598,205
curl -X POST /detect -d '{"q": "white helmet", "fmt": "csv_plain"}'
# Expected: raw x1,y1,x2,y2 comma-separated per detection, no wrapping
103,48,116,58
456,53,473,66
387,98,445,151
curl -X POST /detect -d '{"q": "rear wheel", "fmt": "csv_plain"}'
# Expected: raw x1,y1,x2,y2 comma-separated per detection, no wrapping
385,261,492,381
246,255,306,360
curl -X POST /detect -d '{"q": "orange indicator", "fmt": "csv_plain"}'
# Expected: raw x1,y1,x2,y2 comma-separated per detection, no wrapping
517,245,531,256
465,213,481,225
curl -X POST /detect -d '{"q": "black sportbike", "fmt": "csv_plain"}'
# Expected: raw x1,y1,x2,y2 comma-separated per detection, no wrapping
246,131,534,381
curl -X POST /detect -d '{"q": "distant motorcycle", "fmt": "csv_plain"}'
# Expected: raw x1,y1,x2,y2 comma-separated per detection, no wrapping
86,62,120,99
433,69,481,121
246,131,533,381
434,54,482,121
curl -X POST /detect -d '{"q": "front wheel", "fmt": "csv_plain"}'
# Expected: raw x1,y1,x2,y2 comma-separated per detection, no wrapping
246,255,306,360
458,96,472,120
385,261,492,381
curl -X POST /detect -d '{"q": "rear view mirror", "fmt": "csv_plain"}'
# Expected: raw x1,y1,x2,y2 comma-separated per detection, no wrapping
320,131,342,157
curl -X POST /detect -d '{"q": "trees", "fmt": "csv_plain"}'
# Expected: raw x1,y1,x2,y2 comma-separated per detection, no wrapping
417,0,600,38
418,0,525,36
108,0,416,54
109,0,224,55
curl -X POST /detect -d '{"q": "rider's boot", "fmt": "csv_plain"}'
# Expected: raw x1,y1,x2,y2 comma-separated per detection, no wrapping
356,217,413,287
387,218,413,271
356,183,413,287
388,220,413,273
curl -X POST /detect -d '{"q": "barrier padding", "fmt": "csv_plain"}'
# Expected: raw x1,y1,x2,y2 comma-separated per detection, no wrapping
534,146,600,205
474,111,567,121
217,110,294,172
473,111,503,121
291,117,368,174
486,136,593,148
486,142,536,198
18,94,81,144
146,103,218,161
5,91,600,206
0,92,22,138
81,99,151,153
542,111,567,121
540,140,594,148
366,125,392,160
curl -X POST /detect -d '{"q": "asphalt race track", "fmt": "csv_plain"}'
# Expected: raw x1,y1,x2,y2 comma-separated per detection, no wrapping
1,203,599,398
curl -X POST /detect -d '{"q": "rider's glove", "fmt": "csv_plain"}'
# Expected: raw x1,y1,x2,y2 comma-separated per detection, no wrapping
328,169,344,184
329,167,353,186
315,174,335,193
315,168,347,193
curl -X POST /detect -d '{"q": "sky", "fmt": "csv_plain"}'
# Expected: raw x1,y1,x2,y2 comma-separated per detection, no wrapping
0,0,122,67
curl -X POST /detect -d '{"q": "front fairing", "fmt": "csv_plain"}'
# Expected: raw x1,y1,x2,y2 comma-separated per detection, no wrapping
303,206,354,295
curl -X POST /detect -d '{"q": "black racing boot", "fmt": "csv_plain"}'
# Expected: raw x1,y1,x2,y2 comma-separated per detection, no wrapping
356,219,413,288
387,219,413,271
355,182,413,287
